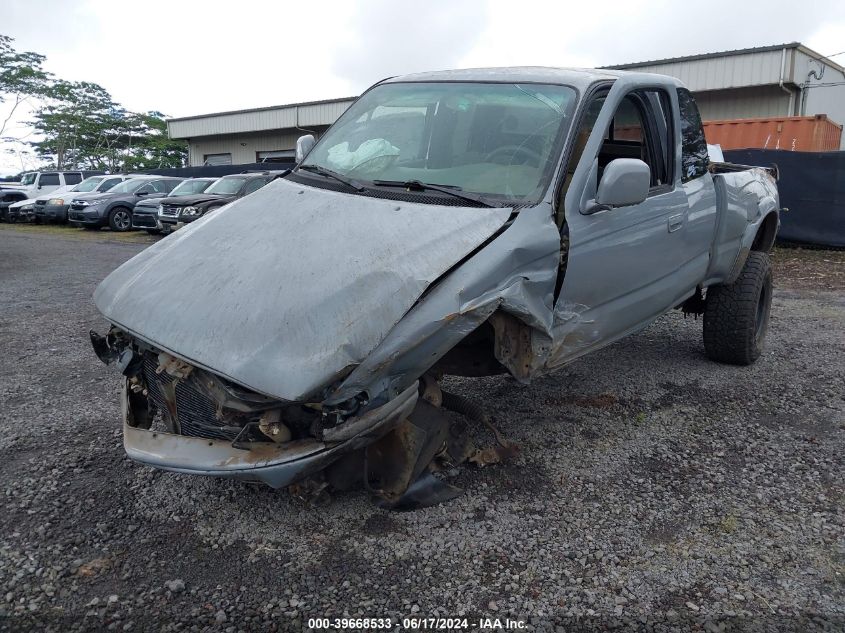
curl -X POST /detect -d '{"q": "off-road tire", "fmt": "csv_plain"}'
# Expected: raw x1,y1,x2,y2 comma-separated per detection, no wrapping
108,207,132,232
703,251,772,365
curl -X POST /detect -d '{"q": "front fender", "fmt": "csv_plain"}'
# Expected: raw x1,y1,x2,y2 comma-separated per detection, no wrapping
325,205,560,406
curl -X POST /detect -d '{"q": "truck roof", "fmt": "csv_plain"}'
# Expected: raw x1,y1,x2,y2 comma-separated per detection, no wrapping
383,66,682,90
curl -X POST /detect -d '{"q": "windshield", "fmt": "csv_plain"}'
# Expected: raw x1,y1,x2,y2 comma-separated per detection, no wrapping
170,179,213,196
72,176,105,192
20,173,36,186
108,179,147,194
300,81,577,204
205,177,245,195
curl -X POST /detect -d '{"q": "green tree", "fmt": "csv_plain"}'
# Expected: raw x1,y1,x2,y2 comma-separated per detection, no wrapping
122,111,187,170
30,83,187,171
30,81,128,170
0,34,55,140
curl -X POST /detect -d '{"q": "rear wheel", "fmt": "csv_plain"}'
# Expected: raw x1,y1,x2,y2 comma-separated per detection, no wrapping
109,207,132,232
703,252,772,365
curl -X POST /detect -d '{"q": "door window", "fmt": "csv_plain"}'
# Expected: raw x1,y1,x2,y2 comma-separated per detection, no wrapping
40,173,60,186
64,173,83,185
599,92,672,188
100,178,123,191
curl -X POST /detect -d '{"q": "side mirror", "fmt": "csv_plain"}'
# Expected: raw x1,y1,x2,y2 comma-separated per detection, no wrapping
583,158,650,215
295,134,316,163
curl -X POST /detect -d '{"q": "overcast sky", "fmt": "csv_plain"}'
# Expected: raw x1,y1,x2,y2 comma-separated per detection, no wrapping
2,0,844,174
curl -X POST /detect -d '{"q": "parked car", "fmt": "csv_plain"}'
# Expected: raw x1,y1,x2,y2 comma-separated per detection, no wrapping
4,171,107,222
132,177,216,235
2,170,104,198
38,175,136,224
68,176,184,231
157,172,281,228
0,186,29,222
91,67,780,509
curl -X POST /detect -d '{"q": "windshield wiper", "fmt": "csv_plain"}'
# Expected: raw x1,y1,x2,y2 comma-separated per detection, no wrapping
297,164,366,192
371,180,498,208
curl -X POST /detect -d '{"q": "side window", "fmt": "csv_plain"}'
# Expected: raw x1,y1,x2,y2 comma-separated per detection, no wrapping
40,173,60,186
601,93,670,188
101,178,122,191
64,173,82,185
242,178,267,196
147,180,168,193
163,180,180,193
612,98,643,143
136,183,157,194
677,88,709,182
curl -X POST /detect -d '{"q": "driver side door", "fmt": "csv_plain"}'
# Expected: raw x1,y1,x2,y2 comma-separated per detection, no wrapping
551,79,694,365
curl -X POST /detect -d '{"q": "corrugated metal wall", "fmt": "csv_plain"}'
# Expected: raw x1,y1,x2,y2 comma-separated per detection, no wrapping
626,49,789,91
170,100,353,139
695,86,793,120
187,129,329,166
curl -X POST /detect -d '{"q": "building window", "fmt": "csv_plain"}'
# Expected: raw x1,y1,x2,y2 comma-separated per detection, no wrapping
203,153,232,166
256,150,295,163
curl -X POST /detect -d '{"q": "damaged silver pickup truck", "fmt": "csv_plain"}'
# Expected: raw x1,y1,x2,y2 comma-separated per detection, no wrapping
91,67,779,508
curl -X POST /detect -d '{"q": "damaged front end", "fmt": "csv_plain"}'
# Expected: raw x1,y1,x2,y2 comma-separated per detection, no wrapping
91,328,512,508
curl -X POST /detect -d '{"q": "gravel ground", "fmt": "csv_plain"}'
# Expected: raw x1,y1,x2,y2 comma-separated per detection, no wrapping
1,224,843,632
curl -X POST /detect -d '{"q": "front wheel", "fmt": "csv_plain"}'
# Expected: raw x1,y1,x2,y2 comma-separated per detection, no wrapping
703,252,773,365
108,207,132,232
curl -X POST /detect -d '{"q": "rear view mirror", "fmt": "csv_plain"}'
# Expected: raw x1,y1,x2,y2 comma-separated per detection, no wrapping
584,158,650,215
295,134,316,163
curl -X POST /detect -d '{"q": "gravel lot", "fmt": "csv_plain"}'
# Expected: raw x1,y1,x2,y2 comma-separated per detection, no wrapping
1,224,843,632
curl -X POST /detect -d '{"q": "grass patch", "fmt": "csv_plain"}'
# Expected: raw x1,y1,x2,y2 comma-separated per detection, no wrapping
0,222,157,244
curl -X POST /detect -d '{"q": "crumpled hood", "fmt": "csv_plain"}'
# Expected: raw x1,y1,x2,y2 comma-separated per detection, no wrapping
94,178,511,401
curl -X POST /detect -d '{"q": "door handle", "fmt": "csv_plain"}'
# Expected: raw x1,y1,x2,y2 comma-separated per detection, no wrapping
667,214,684,233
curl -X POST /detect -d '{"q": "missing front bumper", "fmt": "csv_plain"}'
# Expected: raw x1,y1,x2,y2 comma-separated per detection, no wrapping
122,381,418,488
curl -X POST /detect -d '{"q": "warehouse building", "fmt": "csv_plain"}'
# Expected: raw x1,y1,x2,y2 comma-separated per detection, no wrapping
605,42,845,148
167,97,356,166
168,41,845,165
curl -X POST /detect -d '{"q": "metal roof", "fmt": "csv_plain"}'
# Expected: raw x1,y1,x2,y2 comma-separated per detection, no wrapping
167,96,358,124
604,42,845,74
384,66,628,87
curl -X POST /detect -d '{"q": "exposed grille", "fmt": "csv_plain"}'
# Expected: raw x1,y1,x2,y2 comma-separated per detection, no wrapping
160,205,180,217
70,203,86,211
142,355,238,441
35,200,47,208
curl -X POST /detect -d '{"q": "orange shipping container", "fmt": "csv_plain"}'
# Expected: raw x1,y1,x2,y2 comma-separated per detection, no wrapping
703,114,842,152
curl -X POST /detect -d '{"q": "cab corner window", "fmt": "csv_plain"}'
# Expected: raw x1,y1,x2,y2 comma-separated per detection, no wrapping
677,88,709,182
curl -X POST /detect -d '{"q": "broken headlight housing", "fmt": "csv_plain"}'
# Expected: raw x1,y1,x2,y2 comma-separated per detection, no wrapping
180,206,200,217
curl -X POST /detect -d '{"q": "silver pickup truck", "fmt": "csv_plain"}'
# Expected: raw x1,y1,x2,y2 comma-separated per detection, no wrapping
91,67,779,508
